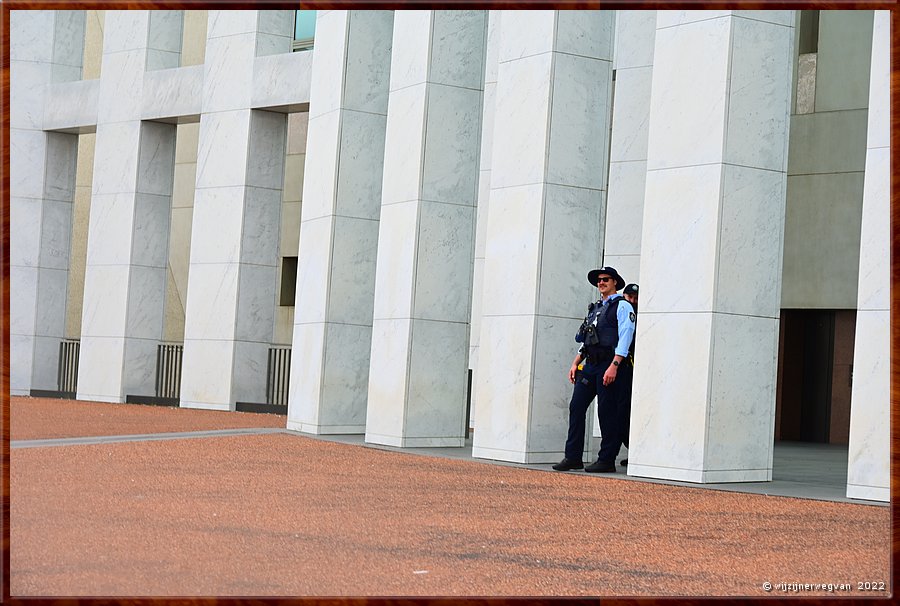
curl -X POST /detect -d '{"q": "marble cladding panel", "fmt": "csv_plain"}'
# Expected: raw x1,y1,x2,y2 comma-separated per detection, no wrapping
136,123,177,196
490,53,552,189
732,11,795,26
343,11,393,114
497,11,556,62
240,186,282,265
287,112,310,155
655,11,731,29
38,199,73,271
255,33,292,58
628,311,713,472
405,319,469,440
388,11,432,92
125,265,166,339
84,193,136,266
857,147,889,312
614,11,657,69
189,187,244,264
92,122,141,196
780,173,864,310
483,12,501,84
43,79,100,132
257,10,293,37
195,111,252,189
609,67,652,164
299,110,341,220
327,216,379,324
371,201,417,321
231,340,269,404
96,50,146,122
336,110,388,220
51,64,82,84
145,50,180,72
412,202,475,323
76,335,126,402
11,335,34,395
319,322,373,430
724,17,793,172
11,197,42,267
796,54,816,115
287,322,327,426
167,207,192,323
474,174,491,258
34,268,68,337
12,61,52,130
479,184,544,318
431,11,486,90
201,35,256,113
528,315,588,461
31,335,62,391
846,309,889,495
246,110,286,189
180,337,235,409
102,11,151,54
555,10,614,60
479,83,496,172
538,185,603,319
182,262,239,341
175,122,200,163
206,10,257,39
10,11,55,62
787,111,868,176
714,165,786,318
10,266,38,335
44,132,78,202
80,264,129,337
148,10,183,53
602,255,640,287
172,163,197,209
646,19,730,171
468,258,484,356
471,314,536,461
421,85,482,206
381,84,427,206
234,264,277,342
604,161,647,256
815,11,875,113
547,54,611,189
366,318,413,440
11,129,48,200
293,216,334,325
251,52,313,110
308,11,349,119
122,337,159,395
704,313,778,473
638,165,720,313
867,13,889,150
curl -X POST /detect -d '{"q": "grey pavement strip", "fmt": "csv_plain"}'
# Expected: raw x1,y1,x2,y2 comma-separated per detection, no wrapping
11,427,289,449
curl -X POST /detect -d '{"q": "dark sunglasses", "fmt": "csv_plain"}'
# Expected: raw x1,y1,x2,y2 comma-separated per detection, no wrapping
597,277,612,283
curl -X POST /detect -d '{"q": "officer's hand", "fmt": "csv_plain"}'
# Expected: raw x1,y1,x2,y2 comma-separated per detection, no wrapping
603,365,617,386
569,365,577,384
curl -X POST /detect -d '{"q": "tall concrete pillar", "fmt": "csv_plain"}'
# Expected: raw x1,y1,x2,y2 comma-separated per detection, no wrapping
629,12,795,483
365,11,487,448
76,11,179,402
472,11,614,463
846,10,889,503
180,11,291,410
287,11,393,433
10,11,83,395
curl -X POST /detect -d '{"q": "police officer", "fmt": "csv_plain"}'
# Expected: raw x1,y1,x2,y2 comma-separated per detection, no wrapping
619,283,639,467
553,267,635,473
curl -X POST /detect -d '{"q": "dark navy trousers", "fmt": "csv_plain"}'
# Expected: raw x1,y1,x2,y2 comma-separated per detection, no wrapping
564,359,633,463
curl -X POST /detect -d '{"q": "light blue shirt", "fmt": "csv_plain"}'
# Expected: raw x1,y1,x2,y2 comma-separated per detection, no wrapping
602,293,636,358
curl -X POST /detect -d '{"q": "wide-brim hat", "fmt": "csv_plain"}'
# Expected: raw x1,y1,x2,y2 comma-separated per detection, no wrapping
587,266,625,291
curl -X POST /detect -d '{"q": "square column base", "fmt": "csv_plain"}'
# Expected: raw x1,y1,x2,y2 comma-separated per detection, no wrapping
365,433,465,448
846,484,889,502
180,401,232,412
627,464,772,484
286,420,365,435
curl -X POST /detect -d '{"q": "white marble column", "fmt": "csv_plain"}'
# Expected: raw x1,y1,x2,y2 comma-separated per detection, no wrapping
846,10,889,503
77,11,178,402
10,11,83,395
467,11,501,430
628,11,795,483
287,11,393,433
180,11,291,410
471,11,614,463
365,11,486,448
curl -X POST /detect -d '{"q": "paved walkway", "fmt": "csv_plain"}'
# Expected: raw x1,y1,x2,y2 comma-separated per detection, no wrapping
10,397,892,597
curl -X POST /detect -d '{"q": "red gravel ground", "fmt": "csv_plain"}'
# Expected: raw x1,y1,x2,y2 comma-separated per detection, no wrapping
10,397,892,597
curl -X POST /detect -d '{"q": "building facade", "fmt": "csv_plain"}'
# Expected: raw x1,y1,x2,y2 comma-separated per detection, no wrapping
9,10,889,501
